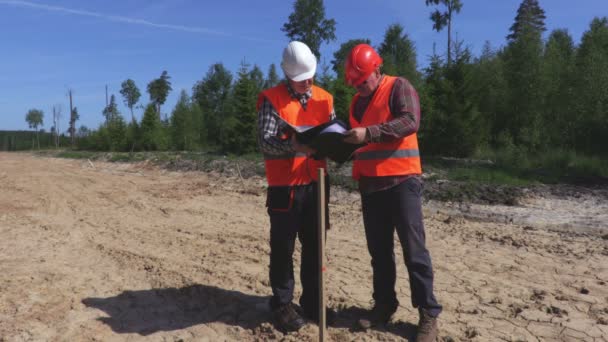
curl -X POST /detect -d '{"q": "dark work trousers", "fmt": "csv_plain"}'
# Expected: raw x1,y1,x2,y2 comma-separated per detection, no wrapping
360,177,442,317
267,179,329,313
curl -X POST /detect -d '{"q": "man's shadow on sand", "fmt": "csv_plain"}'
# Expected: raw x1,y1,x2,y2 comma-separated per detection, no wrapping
332,306,418,341
82,285,418,340
82,284,272,336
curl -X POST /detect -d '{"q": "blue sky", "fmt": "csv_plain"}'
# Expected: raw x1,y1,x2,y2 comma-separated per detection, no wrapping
1,0,606,131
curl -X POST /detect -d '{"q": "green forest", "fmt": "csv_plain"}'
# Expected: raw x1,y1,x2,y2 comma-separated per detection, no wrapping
6,0,608,176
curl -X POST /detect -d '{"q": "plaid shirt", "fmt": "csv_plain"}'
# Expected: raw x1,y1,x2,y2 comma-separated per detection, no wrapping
257,81,336,155
350,75,422,193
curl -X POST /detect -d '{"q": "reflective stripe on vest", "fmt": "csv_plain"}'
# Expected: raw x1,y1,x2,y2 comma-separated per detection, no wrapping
355,148,420,160
349,76,422,180
258,84,333,186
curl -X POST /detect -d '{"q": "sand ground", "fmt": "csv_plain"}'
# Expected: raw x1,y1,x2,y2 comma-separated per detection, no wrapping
0,152,606,341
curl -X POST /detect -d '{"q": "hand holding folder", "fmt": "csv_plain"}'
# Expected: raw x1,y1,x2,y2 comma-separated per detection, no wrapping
273,113,366,163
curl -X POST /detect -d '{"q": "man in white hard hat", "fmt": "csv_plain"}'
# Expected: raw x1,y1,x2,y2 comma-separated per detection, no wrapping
256,41,336,332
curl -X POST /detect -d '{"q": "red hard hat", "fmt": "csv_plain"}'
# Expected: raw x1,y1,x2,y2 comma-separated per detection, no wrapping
345,44,383,86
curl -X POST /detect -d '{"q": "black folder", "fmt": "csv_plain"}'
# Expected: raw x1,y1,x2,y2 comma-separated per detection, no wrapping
275,114,366,163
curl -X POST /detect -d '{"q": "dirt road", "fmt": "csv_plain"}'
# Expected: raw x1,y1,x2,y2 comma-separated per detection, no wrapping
0,152,606,341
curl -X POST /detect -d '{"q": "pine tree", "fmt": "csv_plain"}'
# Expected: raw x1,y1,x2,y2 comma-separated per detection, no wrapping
542,29,576,148
249,64,265,96
191,102,205,148
281,0,336,59
425,0,463,66
140,103,167,151
228,60,258,154
102,95,127,151
170,90,200,151
421,42,484,156
573,17,608,155
147,71,172,118
420,49,447,155
25,109,44,149
102,95,119,123
443,42,485,156
264,64,280,89
378,24,420,87
126,119,140,152
473,41,508,147
503,0,546,150
120,79,141,123
192,63,233,147
507,0,546,42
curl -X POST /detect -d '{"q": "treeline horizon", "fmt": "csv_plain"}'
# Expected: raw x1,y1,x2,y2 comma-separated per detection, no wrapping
12,0,608,161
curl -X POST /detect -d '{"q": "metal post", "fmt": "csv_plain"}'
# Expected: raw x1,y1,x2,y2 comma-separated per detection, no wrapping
317,168,326,342
69,89,74,146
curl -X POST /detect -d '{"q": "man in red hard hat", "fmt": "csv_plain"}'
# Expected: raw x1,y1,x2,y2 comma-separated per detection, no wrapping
256,41,336,332
343,43,442,342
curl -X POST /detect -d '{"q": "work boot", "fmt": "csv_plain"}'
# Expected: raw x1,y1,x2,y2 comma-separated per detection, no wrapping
416,309,439,342
357,301,398,329
272,303,305,332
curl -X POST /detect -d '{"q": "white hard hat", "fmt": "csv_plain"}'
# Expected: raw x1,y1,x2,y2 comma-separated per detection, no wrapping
281,41,317,82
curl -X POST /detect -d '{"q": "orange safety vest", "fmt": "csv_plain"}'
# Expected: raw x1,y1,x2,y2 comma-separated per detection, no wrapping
257,84,333,186
349,76,422,180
